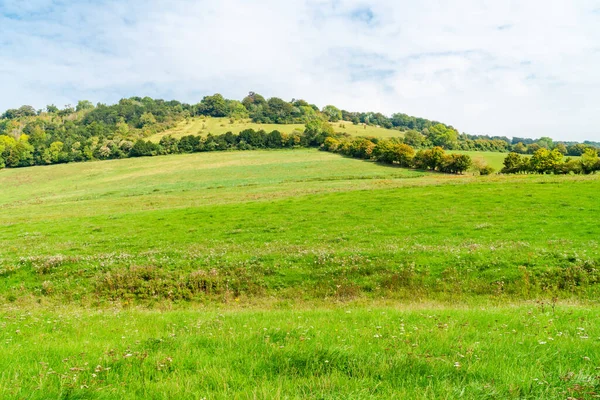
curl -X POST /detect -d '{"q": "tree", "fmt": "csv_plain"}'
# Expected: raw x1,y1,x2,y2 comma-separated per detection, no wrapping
130,139,159,157
567,143,588,156
502,152,525,173
537,136,553,149
413,146,446,170
427,124,458,149
159,135,179,154
440,154,472,174
1,105,36,119
322,137,340,152
527,143,541,154
403,130,426,147
581,148,599,174
265,97,294,124
554,143,567,155
47,141,65,163
46,104,59,113
373,140,414,167
226,100,249,119
512,142,527,154
529,148,563,173
242,92,267,111
140,112,157,127
76,100,94,112
348,138,376,159
198,94,228,117
322,105,342,122
265,130,283,148
303,119,334,146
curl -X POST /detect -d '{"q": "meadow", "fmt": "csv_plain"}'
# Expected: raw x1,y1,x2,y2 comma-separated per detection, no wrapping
1,305,598,399
1,148,599,398
149,117,405,142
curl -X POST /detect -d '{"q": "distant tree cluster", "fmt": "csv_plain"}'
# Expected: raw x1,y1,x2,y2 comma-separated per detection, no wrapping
0,97,190,168
322,136,475,174
501,148,600,174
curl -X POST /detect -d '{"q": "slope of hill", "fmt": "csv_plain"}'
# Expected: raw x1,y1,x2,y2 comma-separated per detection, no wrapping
2,148,600,398
149,117,405,142
1,148,598,302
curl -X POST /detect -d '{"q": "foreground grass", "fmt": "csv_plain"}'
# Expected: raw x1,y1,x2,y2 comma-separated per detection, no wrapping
150,117,405,142
1,305,598,399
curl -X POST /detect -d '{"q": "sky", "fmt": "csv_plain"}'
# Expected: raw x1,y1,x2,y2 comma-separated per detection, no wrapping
1,0,600,141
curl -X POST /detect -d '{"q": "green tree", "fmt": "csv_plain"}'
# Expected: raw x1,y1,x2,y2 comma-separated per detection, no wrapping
226,100,249,119
413,147,445,170
304,119,334,146
76,100,94,112
529,148,563,173
198,94,228,117
322,105,342,122
512,142,527,154
581,148,599,174
48,141,65,163
403,130,426,147
140,112,157,127
440,154,472,174
537,136,553,149
501,152,525,173
46,104,59,113
554,143,567,155
427,124,458,149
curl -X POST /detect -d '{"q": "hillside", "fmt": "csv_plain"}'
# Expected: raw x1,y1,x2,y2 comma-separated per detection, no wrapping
149,117,405,142
2,149,599,301
2,149,600,398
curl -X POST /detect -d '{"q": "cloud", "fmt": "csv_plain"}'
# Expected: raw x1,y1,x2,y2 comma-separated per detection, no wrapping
1,0,599,141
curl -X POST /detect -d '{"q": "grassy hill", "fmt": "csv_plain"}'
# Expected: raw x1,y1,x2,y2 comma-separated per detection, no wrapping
2,148,598,301
1,149,599,398
150,117,405,142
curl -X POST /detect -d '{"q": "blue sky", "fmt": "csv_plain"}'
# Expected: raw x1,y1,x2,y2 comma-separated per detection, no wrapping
1,0,600,141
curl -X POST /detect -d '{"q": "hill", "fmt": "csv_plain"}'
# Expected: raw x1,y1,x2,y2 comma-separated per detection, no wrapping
2,149,598,302
2,149,600,398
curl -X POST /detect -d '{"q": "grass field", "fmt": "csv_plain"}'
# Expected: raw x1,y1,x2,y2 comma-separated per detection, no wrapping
454,151,509,171
1,305,598,399
1,148,599,302
150,117,404,142
1,148,599,398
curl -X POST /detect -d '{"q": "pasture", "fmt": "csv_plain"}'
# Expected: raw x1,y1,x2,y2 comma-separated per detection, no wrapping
1,148,599,399
1,149,599,302
1,305,598,399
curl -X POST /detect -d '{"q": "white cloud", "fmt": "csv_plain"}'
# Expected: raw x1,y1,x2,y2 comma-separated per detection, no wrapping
1,0,599,141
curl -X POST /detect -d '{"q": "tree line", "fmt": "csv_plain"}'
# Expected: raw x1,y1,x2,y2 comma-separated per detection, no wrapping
501,148,600,175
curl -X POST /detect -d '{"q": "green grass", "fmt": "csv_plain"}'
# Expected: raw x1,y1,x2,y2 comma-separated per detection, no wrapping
150,117,404,142
1,149,599,302
454,151,509,171
2,148,599,398
1,305,599,399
